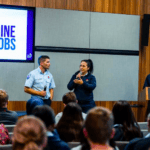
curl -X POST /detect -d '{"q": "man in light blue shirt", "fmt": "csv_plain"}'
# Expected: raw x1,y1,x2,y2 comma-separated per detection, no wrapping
24,55,56,115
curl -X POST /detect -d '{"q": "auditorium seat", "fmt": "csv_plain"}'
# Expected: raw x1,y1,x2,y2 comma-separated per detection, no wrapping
116,141,129,150
5,125,15,132
0,144,12,150
68,142,80,148
138,122,147,129
9,132,13,138
141,129,149,136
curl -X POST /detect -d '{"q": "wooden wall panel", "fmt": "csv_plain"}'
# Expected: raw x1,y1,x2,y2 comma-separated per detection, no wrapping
35,0,90,11
0,0,36,7
8,101,26,111
91,0,144,15
7,101,146,122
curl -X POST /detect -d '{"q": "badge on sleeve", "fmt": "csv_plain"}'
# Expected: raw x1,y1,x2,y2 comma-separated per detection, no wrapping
27,74,31,79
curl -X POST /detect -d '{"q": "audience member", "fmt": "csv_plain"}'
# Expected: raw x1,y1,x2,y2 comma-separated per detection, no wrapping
72,125,118,150
0,89,18,125
12,116,47,150
55,92,86,124
112,100,142,141
124,113,150,150
79,107,115,150
32,105,70,150
145,113,150,138
56,102,83,142
0,123,11,144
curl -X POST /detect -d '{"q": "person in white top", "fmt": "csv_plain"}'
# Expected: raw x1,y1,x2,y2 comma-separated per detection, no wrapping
55,92,86,124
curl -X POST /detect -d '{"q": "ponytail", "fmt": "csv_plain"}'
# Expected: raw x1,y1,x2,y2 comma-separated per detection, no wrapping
81,59,94,74
24,141,39,150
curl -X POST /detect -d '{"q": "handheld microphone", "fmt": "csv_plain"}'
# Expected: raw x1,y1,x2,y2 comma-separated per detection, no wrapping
77,72,82,80
44,85,47,91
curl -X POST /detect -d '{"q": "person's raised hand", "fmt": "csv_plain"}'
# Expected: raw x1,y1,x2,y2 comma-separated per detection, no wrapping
73,78,83,85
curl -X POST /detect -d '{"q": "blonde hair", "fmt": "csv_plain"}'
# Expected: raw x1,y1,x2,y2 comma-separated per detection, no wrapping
12,116,47,150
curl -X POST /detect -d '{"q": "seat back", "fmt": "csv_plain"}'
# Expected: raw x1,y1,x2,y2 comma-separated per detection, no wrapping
138,122,147,129
5,125,15,132
0,144,12,150
141,129,149,136
116,141,129,150
68,142,80,149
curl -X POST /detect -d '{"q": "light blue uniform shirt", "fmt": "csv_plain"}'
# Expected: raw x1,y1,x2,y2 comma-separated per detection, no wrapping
24,67,56,99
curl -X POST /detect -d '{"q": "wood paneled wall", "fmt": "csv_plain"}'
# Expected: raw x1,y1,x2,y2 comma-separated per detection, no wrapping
1,0,150,121
7,101,148,122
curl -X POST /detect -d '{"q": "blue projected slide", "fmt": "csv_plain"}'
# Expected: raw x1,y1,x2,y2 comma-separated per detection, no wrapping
0,6,34,62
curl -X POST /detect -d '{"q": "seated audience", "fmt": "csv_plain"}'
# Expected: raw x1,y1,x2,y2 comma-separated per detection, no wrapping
112,100,142,141
0,89,18,125
56,102,83,142
32,105,70,150
55,92,86,124
12,116,47,150
74,107,115,150
124,113,150,150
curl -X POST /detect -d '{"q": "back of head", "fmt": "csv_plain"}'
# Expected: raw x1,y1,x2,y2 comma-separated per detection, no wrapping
62,102,83,121
112,100,142,140
56,103,83,142
38,55,50,66
62,92,77,105
12,116,47,150
85,107,113,144
81,59,93,74
112,100,135,126
0,89,8,108
32,105,55,128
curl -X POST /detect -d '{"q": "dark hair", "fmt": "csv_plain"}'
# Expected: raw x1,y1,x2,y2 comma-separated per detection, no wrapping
32,105,55,128
112,100,142,140
0,89,8,107
12,116,47,150
38,55,50,65
85,107,113,144
62,92,77,104
81,59,93,74
56,102,83,142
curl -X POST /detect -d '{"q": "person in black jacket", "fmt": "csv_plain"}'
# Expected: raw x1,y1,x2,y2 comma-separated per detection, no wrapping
112,100,143,141
143,74,150,119
32,105,70,150
0,89,18,125
67,59,96,113
124,113,150,150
